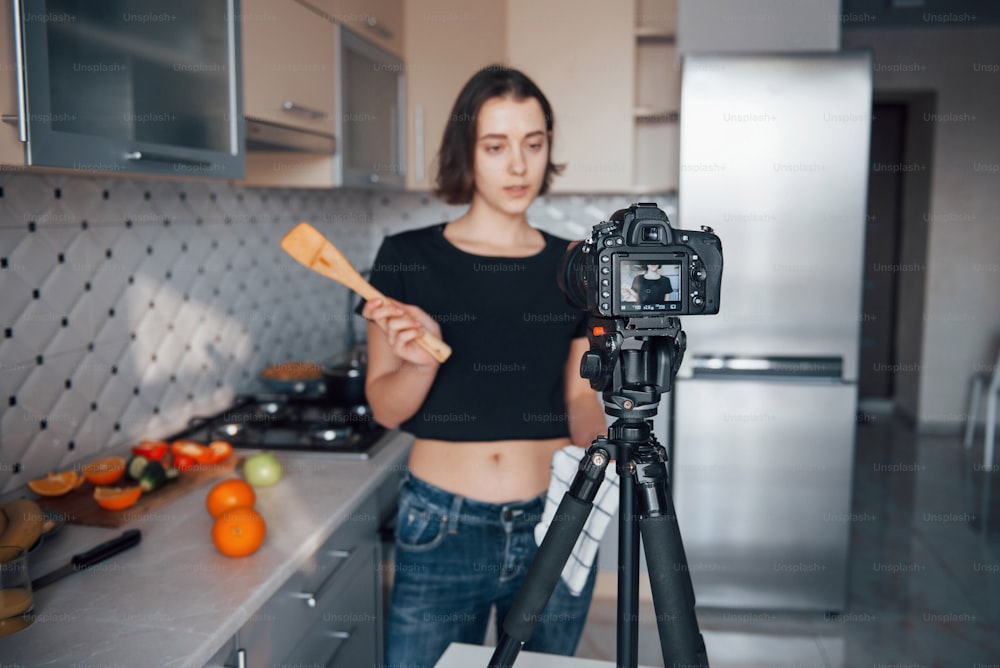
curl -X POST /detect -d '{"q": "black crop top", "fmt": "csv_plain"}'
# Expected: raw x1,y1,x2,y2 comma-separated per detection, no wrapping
360,223,587,441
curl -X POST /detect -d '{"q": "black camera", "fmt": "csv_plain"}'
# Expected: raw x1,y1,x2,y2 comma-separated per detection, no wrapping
560,202,723,318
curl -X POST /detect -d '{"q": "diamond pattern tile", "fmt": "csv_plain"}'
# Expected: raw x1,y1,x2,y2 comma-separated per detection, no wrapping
8,231,58,288
0,174,366,492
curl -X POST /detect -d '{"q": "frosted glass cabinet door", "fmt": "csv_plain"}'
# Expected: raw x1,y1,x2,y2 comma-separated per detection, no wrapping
19,0,244,177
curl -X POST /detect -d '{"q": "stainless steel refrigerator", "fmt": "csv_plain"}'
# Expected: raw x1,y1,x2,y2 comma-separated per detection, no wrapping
672,52,872,611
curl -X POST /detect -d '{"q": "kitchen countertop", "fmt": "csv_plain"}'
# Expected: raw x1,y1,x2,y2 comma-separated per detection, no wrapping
0,431,412,667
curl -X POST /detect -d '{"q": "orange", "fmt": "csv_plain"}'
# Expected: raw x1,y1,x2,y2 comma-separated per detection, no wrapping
81,456,127,486
205,478,256,518
93,486,142,511
212,506,266,557
27,470,81,497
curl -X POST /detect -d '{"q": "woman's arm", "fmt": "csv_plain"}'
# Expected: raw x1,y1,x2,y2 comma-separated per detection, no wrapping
564,337,607,447
362,298,442,429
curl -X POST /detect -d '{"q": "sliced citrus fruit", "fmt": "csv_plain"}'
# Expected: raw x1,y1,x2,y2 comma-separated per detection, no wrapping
27,470,81,497
93,486,142,511
81,456,127,486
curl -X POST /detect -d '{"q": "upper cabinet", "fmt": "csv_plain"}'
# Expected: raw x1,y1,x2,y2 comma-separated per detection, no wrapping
0,0,245,178
306,0,403,57
403,0,506,190
505,0,679,194
242,0,337,138
506,0,635,194
633,0,680,192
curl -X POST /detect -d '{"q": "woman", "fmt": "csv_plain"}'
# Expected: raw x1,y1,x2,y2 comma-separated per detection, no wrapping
629,263,674,305
360,66,607,667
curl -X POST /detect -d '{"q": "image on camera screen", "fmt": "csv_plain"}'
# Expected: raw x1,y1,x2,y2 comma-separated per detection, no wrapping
620,260,682,312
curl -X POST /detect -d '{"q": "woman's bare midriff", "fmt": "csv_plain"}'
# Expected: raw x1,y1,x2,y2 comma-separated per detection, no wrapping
407,436,571,503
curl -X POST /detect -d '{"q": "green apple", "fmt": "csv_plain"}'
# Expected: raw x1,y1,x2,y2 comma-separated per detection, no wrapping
243,452,283,487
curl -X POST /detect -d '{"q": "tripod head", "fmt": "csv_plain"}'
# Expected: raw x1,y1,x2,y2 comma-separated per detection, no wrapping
579,314,686,423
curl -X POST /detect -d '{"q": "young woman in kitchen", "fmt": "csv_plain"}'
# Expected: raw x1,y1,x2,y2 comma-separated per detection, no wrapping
360,65,607,667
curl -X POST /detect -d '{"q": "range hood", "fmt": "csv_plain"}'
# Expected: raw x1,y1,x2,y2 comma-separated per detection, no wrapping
245,118,337,154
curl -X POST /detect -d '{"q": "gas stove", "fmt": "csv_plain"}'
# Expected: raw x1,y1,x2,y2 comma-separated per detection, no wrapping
172,395,388,459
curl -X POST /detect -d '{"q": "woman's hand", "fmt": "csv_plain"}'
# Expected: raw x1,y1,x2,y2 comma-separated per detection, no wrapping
362,298,443,368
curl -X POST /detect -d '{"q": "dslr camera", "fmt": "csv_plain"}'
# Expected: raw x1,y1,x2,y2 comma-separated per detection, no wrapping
561,202,723,319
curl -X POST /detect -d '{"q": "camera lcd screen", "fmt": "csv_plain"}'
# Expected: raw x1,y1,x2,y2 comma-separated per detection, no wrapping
619,260,682,312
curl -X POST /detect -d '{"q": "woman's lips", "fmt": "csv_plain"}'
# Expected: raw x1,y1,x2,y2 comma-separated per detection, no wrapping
505,185,529,196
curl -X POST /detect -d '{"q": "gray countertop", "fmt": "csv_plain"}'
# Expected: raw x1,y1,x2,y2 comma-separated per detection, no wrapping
0,432,412,667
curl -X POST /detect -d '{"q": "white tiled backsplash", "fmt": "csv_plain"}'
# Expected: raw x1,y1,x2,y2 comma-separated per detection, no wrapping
0,173,672,495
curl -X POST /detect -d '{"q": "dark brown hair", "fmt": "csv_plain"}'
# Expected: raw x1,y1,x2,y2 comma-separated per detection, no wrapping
434,65,564,205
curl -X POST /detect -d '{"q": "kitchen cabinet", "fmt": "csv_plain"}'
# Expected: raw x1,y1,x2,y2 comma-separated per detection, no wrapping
0,0,244,178
336,25,405,188
403,0,506,190
242,0,337,138
505,0,679,193
307,0,404,57
634,0,680,192
239,0,339,188
208,484,392,668
0,0,21,167
506,0,636,193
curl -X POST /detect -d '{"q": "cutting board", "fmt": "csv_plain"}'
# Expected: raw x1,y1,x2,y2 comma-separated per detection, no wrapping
36,457,242,528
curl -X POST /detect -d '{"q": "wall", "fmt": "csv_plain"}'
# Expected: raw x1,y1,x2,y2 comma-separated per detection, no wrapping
842,26,1000,430
0,170,671,497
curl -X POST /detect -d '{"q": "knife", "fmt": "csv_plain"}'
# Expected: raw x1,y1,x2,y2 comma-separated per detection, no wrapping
31,529,142,591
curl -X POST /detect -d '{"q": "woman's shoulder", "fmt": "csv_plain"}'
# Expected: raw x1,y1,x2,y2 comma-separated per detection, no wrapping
386,223,445,241
535,228,578,259
383,222,446,246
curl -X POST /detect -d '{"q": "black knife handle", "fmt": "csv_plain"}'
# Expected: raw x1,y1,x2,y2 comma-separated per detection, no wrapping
70,529,142,569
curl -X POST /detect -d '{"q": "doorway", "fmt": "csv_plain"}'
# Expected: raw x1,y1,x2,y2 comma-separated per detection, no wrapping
858,94,934,418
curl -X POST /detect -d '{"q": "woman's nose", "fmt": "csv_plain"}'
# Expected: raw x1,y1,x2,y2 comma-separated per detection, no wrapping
508,149,526,175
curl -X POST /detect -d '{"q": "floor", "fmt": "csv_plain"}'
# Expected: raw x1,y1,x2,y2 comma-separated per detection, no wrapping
575,410,1000,667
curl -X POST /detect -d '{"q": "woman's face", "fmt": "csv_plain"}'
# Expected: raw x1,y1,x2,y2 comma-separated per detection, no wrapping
471,95,549,218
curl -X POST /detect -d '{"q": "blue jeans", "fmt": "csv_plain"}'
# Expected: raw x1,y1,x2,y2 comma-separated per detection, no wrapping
385,473,597,668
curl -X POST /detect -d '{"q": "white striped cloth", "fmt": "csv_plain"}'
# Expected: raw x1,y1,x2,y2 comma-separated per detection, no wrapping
534,445,621,596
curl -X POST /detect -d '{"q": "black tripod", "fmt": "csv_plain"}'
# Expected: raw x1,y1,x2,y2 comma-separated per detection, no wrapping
489,315,709,668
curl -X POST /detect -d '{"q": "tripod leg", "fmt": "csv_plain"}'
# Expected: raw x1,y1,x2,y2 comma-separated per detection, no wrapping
488,445,610,668
635,452,709,667
618,461,640,668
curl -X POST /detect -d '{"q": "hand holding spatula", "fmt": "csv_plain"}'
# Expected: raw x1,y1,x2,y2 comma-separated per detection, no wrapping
280,222,452,363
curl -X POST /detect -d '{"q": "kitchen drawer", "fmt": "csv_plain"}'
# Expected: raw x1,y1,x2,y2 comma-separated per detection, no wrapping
281,543,381,667
227,498,380,666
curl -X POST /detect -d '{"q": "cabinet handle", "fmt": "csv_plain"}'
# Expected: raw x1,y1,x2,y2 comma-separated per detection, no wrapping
292,548,353,607
10,0,27,142
125,150,213,168
364,15,393,40
282,101,328,120
236,648,247,668
320,628,354,665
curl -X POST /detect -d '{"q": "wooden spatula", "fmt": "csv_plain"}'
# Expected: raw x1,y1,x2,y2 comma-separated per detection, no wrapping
280,222,452,363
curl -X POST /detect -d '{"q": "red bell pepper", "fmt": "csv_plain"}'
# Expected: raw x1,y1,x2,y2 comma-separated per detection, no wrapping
171,440,209,471
198,441,233,465
132,440,168,461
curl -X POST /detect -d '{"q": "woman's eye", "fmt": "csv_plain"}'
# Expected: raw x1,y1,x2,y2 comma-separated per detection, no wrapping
484,145,503,153
528,143,543,151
